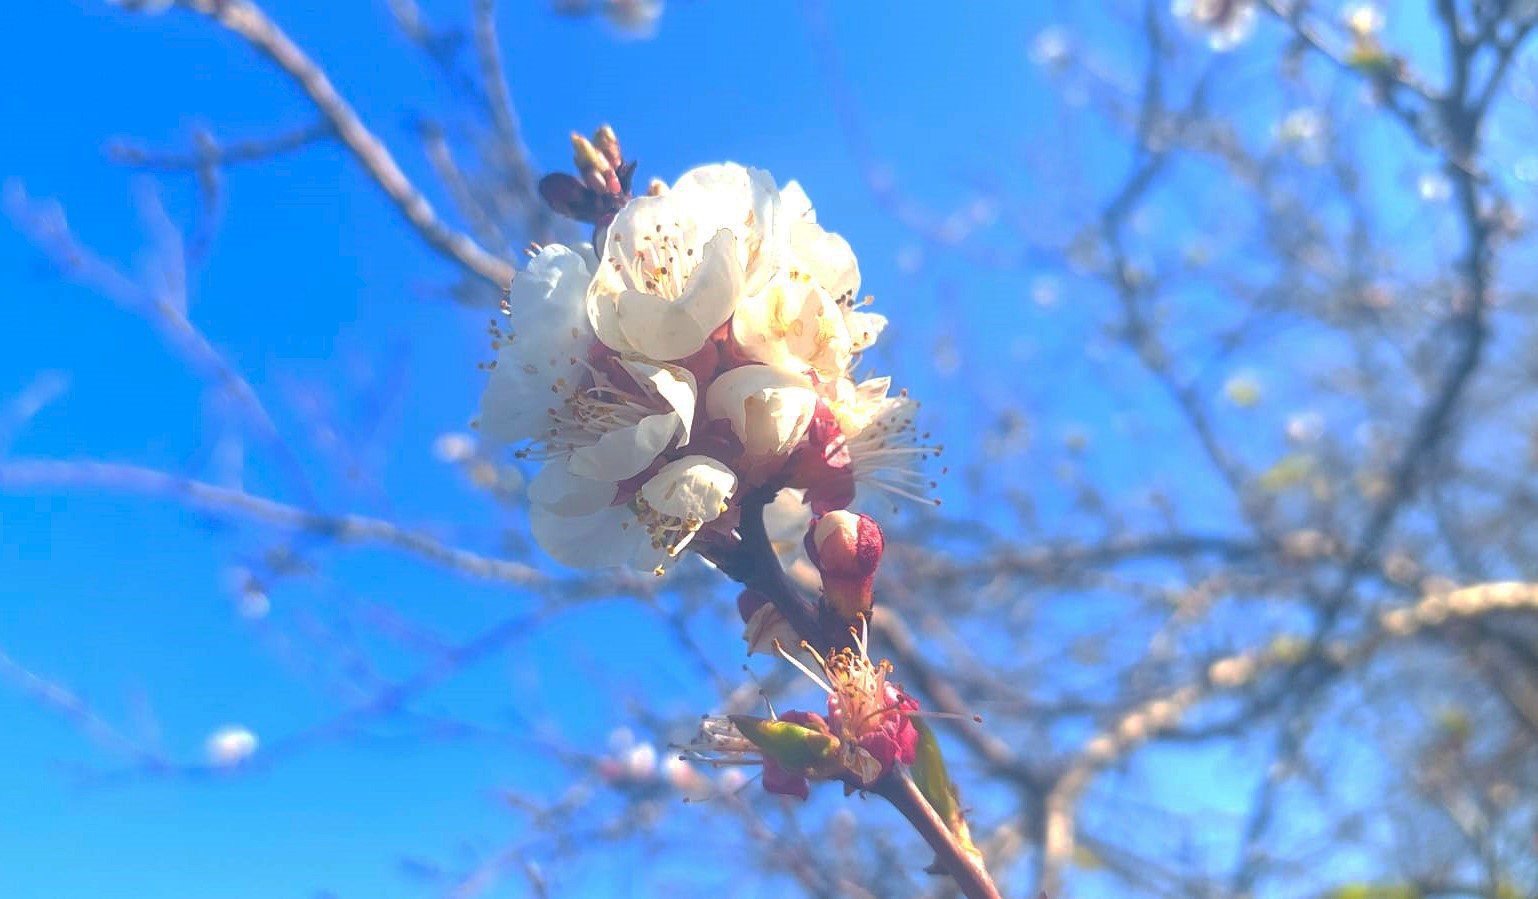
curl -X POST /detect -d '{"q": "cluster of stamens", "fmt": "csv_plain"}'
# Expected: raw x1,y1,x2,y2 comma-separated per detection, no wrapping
835,392,945,507
612,224,699,301
631,492,727,572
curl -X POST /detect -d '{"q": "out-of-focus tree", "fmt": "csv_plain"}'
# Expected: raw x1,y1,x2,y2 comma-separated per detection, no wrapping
5,0,1538,896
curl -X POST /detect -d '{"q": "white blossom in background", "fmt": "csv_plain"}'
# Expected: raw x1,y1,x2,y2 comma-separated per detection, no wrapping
1173,0,1258,51
602,0,663,39
479,162,937,572
206,725,258,766
432,432,476,463
1343,3,1384,38
1029,27,1073,70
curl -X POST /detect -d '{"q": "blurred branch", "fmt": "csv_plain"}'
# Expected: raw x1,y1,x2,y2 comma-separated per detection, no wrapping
106,121,334,171
0,458,547,586
163,0,516,286
1037,580,1538,895
3,182,313,498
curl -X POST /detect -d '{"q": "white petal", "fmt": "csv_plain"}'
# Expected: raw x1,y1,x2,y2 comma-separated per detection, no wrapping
743,601,800,657
671,163,783,293
731,275,852,378
527,462,616,516
780,180,816,223
843,309,887,353
705,365,818,459
791,221,860,302
567,411,681,481
586,271,634,356
530,503,648,569
618,359,698,445
479,245,593,445
640,455,737,523
616,229,744,360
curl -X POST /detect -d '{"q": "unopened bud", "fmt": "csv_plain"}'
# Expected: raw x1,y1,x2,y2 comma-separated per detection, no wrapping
804,510,884,621
592,123,623,169
646,177,668,197
570,132,620,195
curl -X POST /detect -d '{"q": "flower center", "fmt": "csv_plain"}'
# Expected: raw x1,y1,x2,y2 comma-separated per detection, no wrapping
516,361,661,464
631,491,725,568
611,224,701,301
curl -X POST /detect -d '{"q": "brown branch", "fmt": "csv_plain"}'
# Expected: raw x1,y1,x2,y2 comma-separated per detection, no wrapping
730,487,827,648
873,771,1002,899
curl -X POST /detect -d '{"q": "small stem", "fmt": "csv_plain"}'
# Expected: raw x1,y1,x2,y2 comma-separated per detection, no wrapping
729,491,1002,896
735,487,831,650
875,771,1003,899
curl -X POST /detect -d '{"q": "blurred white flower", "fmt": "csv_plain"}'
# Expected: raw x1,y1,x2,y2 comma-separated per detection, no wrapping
607,726,636,752
1418,172,1451,202
1029,27,1073,69
236,589,270,620
1343,3,1384,37
432,432,476,463
624,741,659,779
662,754,697,790
1223,373,1263,408
206,725,258,766
1173,0,1257,51
602,0,663,39
1286,411,1325,444
1276,107,1321,143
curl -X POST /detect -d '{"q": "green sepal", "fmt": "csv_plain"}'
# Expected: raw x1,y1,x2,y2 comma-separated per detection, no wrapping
911,718,984,867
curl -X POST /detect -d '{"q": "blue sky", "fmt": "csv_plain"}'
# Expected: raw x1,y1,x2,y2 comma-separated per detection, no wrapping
0,1,1480,896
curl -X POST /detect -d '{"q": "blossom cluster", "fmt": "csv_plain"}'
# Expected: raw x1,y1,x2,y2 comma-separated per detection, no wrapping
479,136,935,575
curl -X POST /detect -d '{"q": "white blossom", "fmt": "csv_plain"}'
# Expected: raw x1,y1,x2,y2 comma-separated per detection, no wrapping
730,273,853,378
1173,0,1257,51
206,725,258,766
476,157,934,571
479,245,594,446
706,365,819,463
531,454,736,572
588,163,782,361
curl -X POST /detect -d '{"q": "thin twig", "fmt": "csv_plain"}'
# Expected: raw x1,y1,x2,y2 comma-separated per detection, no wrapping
107,121,334,171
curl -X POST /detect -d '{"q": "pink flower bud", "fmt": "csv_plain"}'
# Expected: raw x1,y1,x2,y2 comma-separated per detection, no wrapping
804,510,884,621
